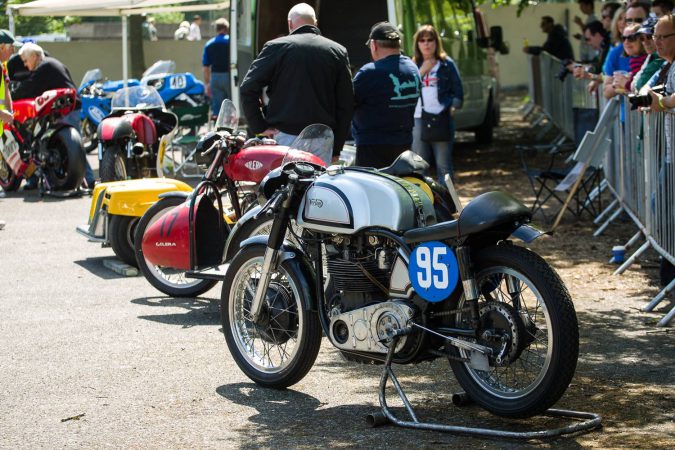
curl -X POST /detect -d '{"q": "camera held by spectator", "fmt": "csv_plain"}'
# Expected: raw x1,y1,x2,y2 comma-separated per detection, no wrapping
628,85,666,110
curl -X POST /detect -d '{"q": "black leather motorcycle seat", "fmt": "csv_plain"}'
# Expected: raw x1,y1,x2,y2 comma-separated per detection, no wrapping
403,191,531,244
379,150,428,178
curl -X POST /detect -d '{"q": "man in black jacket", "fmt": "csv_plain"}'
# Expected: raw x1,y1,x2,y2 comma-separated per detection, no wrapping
239,2,353,165
13,43,76,100
523,16,574,61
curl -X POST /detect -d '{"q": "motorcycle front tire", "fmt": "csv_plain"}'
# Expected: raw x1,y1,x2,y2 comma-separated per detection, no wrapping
221,244,322,388
44,127,85,191
134,197,217,298
0,159,21,192
100,145,128,182
109,214,140,268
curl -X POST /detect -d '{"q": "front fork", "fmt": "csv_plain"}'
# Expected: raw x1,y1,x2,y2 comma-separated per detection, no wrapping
249,175,298,323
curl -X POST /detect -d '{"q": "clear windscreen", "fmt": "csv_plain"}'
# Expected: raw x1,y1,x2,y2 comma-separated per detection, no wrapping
142,60,176,78
281,124,334,166
80,69,103,88
214,99,238,131
111,86,165,110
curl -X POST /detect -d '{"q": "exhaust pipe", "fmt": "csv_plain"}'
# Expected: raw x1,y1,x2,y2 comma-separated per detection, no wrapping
132,142,145,156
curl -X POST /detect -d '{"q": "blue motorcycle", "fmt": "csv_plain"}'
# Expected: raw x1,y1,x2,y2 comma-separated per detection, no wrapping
78,61,209,153
78,69,140,152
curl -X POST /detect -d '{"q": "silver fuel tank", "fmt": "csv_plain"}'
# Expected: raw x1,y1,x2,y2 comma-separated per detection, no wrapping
296,168,435,234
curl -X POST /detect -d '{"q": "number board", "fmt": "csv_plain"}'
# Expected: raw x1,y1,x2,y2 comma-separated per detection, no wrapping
169,75,187,90
408,241,459,302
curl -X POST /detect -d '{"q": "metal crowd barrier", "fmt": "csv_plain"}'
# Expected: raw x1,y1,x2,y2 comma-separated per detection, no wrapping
526,53,598,146
526,53,675,326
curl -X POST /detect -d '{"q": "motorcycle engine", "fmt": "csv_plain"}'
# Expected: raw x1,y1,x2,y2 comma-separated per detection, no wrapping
324,234,422,358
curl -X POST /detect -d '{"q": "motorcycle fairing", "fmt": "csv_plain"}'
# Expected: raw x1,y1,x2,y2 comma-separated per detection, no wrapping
77,178,193,244
98,113,157,146
12,99,37,122
141,193,225,270
91,178,193,219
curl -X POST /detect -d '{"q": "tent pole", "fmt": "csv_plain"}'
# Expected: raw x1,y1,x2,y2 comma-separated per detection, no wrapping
7,7,16,35
122,15,129,86
229,0,239,114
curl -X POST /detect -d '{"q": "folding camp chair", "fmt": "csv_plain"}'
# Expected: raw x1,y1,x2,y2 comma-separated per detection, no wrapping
521,98,620,226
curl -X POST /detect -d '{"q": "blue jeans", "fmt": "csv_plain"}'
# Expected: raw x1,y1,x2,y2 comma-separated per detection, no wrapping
210,72,230,117
411,116,456,182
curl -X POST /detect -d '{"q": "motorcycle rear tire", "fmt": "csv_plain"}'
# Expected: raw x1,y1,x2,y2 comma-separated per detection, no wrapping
44,127,86,191
134,197,217,297
221,244,322,388
109,214,140,268
449,244,578,418
0,160,21,192
100,146,128,182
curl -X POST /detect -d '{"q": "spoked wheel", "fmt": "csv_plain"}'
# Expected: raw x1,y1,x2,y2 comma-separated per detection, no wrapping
449,244,579,418
134,196,217,297
81,119,98,153
100,146,128,182
221,245,322,388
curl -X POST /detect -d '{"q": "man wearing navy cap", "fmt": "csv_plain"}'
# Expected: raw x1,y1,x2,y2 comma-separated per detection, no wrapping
352,22,421,168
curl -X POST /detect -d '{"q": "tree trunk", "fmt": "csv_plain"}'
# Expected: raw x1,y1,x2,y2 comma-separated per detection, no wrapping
129,15,146,79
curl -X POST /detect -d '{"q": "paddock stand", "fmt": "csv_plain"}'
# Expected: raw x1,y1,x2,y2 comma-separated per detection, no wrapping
366,333,602,440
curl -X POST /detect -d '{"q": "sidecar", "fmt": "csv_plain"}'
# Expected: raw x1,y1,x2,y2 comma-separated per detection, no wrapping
76,178,193,267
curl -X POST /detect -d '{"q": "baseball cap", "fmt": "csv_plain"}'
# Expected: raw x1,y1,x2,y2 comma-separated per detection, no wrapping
638,17,658,35
366,22,400,45
0,29,21,48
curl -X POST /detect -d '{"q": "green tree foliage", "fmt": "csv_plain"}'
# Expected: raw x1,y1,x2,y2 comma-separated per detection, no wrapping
1,1,81,36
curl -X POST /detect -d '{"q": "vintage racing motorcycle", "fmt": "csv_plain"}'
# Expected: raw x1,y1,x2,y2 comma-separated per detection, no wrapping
133,101,326,297
220,125,579,419
97,85,177,182
0,87,85,194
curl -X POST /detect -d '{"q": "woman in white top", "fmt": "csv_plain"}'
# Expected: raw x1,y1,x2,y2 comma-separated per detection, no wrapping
411,25,463,183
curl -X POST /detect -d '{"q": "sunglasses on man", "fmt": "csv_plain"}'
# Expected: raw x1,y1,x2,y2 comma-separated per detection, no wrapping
625,17,646,24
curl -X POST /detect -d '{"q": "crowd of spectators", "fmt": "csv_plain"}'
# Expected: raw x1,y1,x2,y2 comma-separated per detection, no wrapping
524,0,675,103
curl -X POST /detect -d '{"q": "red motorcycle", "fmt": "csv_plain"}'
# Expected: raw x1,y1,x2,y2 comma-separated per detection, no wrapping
133,100,326,297
97,85,177,182
0,87,85,194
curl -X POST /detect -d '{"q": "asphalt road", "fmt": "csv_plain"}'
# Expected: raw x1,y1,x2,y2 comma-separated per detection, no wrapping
0,172,561,449
1,145,667,449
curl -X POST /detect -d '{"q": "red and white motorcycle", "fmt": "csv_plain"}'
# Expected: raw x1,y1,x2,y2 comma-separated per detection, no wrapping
0,87,85,194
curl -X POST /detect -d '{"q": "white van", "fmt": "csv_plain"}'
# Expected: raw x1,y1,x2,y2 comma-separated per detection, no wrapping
229,0,507,144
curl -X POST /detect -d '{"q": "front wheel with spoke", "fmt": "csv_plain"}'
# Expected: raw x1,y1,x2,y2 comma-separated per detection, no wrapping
449,244,579,418
221,245,322,388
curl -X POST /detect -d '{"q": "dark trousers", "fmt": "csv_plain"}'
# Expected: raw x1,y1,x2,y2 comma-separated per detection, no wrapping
355,144,410,169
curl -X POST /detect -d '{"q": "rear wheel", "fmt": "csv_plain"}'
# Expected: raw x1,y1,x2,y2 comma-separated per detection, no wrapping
109,214,140,267
0,154,21,192
100,145,128,182
449,244,579,418
221,245,322,388
43,127,85,191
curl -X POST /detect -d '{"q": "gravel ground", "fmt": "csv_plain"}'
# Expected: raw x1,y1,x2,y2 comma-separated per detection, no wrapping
0,93,673,449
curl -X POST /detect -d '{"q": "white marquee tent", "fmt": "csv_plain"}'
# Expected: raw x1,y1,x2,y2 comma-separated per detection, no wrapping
6,0,230,81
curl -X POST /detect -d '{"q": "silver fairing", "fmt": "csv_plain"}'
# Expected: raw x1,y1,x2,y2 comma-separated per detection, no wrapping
296,170,435,234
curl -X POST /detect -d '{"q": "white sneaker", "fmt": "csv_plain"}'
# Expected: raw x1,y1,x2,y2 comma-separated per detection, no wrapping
0,220,5,230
